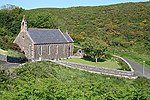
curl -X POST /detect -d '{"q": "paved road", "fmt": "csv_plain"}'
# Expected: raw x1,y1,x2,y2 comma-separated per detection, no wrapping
0,61,20,68
124,58,150,78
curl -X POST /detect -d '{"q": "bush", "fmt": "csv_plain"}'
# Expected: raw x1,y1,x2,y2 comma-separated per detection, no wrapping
0,61,150,99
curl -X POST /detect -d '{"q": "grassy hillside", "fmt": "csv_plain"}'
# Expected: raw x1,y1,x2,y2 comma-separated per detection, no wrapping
0,2,150,66
0,61,150,99
25,2,150,55
26,2,150,68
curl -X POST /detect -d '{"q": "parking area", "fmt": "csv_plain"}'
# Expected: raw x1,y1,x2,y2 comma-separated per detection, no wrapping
0,60,20,68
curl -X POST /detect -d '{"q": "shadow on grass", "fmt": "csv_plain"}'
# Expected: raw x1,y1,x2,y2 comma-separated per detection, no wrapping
81,56,106,62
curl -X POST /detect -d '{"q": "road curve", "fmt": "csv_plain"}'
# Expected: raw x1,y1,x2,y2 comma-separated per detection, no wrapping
124,58,150,78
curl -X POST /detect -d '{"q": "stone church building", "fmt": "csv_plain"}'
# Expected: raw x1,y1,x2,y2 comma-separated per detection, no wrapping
14,16,74,61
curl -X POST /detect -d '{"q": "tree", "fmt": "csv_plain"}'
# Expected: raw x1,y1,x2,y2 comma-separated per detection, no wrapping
0,4,18,10
82,38,108,62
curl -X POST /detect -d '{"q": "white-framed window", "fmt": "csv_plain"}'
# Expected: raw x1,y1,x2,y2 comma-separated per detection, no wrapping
68,45,72,56
63,45,65,54
56,45,58,54
48,45,51,55
70,45,72,53
40,46,42,56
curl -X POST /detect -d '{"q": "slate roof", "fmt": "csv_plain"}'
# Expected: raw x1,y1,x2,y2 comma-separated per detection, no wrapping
63,33,74,43
28,28,73,44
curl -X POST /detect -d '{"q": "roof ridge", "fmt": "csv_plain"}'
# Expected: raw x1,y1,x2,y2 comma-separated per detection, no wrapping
58,29,69,42
28,28,59,30
64,32,74,42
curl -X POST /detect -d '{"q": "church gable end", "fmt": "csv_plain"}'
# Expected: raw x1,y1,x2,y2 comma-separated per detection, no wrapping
14,16,33,59
14,16,74,61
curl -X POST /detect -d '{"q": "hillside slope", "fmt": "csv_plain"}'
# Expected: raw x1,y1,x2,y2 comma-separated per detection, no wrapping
0,2,150,66
25,2,150,54
1,61,150,99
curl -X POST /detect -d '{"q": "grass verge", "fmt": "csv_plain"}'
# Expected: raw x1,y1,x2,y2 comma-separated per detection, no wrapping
0,48,7,55
64,58,122,69
106,49,150,69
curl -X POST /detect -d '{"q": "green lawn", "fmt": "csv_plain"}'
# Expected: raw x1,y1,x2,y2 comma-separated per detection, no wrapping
64,58,121,69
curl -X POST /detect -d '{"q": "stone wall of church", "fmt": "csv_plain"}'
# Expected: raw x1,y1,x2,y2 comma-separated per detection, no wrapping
33,43,73,61
13,32,33,59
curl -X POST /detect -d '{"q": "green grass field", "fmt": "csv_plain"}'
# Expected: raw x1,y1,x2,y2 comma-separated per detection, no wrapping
64,58,122,69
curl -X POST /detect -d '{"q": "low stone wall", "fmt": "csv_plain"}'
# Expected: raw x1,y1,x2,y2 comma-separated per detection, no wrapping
56,61,136,79
113,55,134,72
0,54,7,62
